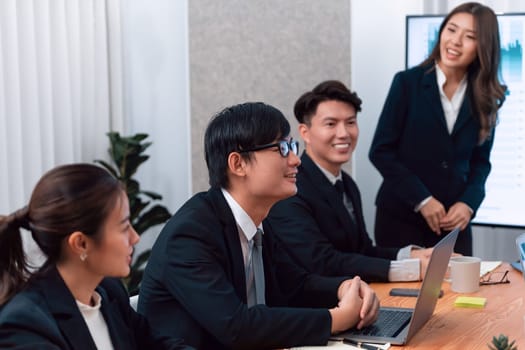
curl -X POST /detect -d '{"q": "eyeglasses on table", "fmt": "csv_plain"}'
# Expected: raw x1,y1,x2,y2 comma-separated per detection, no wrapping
479,270,510,286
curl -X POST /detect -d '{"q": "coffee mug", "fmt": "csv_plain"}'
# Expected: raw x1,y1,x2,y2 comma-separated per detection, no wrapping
450,256,481,293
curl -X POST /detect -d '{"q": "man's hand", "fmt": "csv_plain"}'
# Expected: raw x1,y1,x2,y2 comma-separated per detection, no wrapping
410,248,433,279
356,278,380,329
330,277,380,333
419,197,446,235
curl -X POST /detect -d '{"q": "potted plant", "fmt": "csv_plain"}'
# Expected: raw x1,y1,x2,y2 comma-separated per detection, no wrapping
96,132,171,295
488,334,518,350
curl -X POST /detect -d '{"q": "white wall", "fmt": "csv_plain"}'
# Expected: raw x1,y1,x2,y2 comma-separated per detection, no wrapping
120,0,191,254
350,0,423,243
351,0,525,262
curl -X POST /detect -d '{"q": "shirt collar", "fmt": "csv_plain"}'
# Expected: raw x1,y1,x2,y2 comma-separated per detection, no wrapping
435,64,467,99
436,63,446,89
75,291,102,310
221,188,261,241
312,160,342,185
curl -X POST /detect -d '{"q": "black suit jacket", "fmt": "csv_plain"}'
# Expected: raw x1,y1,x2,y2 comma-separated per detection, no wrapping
138,187,346,350
369,63,494,254
267,153,398,282
0,266,191,350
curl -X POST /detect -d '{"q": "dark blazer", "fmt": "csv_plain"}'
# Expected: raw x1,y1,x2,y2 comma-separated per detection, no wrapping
267,152,399,282
369,63,494,254
0,266,191,350
138,187,346,350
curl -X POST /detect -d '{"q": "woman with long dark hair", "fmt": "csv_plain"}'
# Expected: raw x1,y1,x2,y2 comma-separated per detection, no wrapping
369,2,506,255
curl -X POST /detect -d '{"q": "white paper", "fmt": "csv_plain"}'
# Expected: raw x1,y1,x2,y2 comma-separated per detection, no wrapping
480,261,502,277
290,340,391,349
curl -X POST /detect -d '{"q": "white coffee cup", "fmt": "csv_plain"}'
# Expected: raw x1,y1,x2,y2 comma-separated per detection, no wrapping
450,256,481,293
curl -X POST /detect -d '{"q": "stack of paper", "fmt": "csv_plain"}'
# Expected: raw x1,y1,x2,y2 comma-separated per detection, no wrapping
291,340,390,349
480,261,502,277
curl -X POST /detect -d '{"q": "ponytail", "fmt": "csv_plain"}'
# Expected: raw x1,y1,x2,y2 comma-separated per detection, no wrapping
0,163,123,305
0,206,31,305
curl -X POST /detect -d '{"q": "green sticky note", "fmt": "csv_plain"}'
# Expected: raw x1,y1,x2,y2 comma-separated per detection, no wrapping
454,296,486,308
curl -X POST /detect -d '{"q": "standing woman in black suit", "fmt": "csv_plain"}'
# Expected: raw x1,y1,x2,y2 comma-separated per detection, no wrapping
369,2,507,255
0,164,191,350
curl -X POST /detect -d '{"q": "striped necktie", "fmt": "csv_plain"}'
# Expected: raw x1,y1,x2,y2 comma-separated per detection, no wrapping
334,180,358,231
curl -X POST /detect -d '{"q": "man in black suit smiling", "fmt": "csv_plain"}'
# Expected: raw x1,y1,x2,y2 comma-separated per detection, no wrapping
268,81,432,283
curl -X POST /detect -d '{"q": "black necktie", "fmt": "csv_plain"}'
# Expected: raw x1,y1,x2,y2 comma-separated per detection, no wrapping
334,180,345,201
334,180,358,231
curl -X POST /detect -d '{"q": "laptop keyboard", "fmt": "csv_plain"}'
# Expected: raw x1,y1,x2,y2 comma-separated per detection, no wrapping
350,309,412,337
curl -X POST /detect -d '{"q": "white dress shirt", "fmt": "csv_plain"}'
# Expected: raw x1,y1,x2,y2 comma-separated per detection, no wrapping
436,63,467,134
76,291,114,350
221,188,263,305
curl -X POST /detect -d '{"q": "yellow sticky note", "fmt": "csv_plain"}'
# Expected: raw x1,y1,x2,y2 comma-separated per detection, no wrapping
454,296,486,308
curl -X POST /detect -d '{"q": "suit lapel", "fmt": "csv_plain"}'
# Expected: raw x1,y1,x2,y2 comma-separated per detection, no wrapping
422,65,474,137
98,286,133,349
40,267,98,350
300,154,356,235
209,188,248,303
421,67,449,132
451,90,473,135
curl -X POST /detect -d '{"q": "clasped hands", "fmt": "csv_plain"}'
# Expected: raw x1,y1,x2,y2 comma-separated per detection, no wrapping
329,276,380,334
420,197,471,235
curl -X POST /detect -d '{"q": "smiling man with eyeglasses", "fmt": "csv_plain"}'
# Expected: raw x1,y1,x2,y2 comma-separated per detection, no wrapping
138,101,379,350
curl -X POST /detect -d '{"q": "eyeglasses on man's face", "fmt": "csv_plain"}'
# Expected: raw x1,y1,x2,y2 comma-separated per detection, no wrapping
479,270,510,285
239,139,299,158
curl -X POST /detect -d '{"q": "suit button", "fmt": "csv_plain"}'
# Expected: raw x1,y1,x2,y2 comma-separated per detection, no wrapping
441,161,448,169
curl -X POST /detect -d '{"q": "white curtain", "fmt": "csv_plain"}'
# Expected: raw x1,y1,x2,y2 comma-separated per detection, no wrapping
0,0,123,261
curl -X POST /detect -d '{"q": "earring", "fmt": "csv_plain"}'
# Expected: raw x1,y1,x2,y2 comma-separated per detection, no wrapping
80,252,87,262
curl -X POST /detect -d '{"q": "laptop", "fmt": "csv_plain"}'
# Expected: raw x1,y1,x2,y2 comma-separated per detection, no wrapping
339,228,459,345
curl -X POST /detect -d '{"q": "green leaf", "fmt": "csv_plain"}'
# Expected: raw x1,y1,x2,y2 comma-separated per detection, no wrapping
107,131,121,146
133,205,171,234
125,155,150,178
125,269,144,296
129,133,149,142
130,201,149,225
137,142,152,154
129,200,144,217
108,133,126,168
133,250,151,270
126,179,141,197
140,190,163,200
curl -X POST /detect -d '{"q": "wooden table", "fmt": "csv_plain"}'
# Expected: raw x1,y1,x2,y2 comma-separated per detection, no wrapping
369,263,525,349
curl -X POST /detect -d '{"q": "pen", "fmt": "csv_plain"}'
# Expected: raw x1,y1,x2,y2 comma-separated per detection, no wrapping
342,338,384,350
